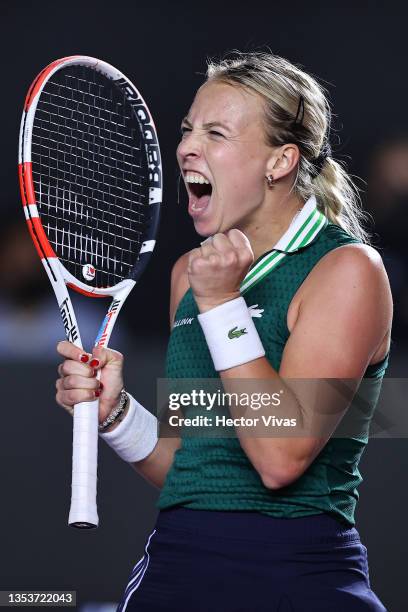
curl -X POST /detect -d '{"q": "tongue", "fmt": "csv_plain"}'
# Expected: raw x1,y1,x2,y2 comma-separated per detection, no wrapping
190,193,211,213
198,194,211,208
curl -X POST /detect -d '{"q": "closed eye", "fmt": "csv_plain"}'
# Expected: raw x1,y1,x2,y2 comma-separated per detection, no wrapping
180,126,225,138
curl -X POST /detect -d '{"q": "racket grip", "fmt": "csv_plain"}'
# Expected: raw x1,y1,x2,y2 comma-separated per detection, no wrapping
68,399,99,528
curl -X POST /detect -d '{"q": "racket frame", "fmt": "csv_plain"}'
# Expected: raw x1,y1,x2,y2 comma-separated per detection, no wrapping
18,56,162,528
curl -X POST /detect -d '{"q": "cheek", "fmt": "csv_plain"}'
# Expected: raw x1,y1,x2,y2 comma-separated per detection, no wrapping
176,142,183,165
219,157,264,201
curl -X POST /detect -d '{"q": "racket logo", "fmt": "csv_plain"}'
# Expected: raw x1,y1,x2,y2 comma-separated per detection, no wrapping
95,299,121,346
59,298,79,342
115,77,162,190
82,264,96,281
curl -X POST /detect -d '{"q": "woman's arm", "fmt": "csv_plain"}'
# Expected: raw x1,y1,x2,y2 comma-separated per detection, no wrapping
221,244,392,488
129,436,181,489
189,233,393,489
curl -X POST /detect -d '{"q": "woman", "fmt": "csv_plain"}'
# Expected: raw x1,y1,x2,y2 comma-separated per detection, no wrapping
56,52,392,611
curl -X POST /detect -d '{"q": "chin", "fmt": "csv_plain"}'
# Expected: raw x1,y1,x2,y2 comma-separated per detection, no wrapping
193,218,219,238
194,226,210,238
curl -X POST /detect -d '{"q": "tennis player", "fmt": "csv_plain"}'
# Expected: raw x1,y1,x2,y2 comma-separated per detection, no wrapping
56,52,392,611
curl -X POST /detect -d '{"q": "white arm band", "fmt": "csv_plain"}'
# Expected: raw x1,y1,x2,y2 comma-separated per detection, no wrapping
99,394,158,463
197,296,265,371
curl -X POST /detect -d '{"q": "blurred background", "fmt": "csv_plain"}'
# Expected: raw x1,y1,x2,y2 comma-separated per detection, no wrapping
1,1,407,610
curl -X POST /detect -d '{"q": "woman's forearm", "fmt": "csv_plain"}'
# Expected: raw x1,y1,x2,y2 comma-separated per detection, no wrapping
130,436,181,489
100,397,181,489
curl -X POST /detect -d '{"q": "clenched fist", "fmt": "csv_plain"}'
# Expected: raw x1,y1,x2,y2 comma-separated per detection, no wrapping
188,229,254,313
56,341,124,424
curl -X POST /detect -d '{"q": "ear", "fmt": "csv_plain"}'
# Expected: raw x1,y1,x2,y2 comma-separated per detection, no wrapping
266,144,300,181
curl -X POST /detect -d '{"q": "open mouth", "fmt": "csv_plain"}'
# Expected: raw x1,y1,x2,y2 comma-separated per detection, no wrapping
184,172,213,215
189,181,212,200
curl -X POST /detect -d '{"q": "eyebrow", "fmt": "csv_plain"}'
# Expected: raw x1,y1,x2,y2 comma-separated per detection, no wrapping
181,117,232,132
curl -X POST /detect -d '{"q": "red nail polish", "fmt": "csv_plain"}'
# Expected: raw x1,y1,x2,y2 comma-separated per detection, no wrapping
90,359,100,368
95,389,101,397
80,354,89,363
99,382,104,389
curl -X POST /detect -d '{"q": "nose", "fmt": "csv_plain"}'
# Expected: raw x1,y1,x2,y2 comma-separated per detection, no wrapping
177,130,203,162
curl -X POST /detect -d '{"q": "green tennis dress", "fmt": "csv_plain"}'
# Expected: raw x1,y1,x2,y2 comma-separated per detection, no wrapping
158,197,388,527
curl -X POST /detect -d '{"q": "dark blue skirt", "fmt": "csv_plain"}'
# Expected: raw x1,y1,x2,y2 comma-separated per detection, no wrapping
117,507,387,611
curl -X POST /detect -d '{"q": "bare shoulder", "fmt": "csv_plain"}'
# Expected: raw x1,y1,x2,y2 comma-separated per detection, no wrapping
320,242,386,271
281,243,393,377
287,242,393,369
169,252,191,329
171,251,190,282
301,243,392,301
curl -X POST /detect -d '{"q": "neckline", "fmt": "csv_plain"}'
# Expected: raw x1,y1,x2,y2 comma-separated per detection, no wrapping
240,196,328,294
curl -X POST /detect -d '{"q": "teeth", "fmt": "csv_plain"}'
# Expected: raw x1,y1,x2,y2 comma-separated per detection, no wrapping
191,202,205,211
185,173,210,185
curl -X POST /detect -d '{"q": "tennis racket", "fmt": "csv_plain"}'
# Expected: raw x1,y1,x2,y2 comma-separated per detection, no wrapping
18,56,162,528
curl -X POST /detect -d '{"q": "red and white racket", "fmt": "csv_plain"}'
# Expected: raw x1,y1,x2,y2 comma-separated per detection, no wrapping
18,56,162,528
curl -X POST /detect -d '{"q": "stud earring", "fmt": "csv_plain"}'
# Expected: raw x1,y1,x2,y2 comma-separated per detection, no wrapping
266,174,275,188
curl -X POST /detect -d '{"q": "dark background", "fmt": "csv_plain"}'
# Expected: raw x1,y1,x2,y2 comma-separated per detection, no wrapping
1,1,407,611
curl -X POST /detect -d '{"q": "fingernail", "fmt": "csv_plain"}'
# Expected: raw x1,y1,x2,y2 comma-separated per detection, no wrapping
99,382,104,389
95,389,101,398
90,358,100,368
80,354,89,363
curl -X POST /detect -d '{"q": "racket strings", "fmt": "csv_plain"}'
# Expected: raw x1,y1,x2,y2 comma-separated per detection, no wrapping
31,65,150,287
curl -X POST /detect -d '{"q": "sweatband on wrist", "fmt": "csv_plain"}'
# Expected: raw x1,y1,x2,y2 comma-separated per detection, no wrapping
99,394,158,463
197,296,266,371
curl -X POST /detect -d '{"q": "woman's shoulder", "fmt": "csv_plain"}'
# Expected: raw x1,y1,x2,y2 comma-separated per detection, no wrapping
171,251,190,283
289,239,391,327
312,221,385,273
320,240,384,270
170,252,191,329
301,240,392,355
307,240,387,293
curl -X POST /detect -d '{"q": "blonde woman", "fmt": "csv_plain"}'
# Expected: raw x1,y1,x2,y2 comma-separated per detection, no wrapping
56,53,392,611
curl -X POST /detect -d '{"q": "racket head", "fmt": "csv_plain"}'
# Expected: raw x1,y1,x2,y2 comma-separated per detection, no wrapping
18,56,162,297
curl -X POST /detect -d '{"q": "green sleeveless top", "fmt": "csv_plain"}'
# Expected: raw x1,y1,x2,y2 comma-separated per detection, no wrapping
157,221,389,527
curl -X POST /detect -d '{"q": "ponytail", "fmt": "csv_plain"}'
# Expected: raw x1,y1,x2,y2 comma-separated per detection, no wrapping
313,158,370,243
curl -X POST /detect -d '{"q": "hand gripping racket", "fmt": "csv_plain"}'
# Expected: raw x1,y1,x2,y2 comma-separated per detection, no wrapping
18,56,162,528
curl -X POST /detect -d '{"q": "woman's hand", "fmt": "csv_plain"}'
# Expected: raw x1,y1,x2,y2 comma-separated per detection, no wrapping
56,341,124,423
187,229,254,313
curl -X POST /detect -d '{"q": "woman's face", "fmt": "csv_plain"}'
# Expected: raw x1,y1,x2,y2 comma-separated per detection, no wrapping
177,80,275,237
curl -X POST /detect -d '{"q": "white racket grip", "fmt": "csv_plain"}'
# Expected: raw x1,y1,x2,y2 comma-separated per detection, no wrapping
68,399,99,528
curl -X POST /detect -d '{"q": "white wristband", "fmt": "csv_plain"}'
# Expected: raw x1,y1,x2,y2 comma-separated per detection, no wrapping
197,296,265,371
99,394,158,463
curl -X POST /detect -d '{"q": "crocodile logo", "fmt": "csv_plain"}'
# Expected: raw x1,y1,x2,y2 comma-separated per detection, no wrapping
248,304,264,318
228,326,248,340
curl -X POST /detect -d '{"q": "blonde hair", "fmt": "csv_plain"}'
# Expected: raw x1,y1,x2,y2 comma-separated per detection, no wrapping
206,52,370,243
